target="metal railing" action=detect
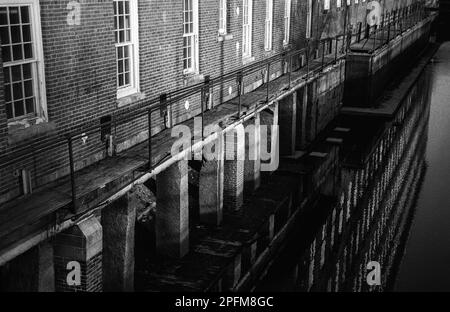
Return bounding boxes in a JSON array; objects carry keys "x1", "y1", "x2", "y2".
[
  {"x1": 349, "y1": 2, "x2": 427, "y2": 52},
  {"x1": 0, "y1": 4, "x2": 428, "y2": 213}
]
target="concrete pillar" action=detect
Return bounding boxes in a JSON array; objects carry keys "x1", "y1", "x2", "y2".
[
  {"x1": 54, "y1": 215, "x2": 103, "y2": 292},
  {"x1": 260, "y1": 102, "x2": 279, "y2": 173},
  {"x1": 102, "y1": 192, "x2": 137, "y2": 292},
  {"x1": 244, "y1": 114, "x2": 261, "y2": 195},
  {"x1": 0, "y1": 242, "x2": 54, "y2": 292},
  {"x1": 199, "y1": 136, "x2": 224, "y2": 226},
  {"x1": 224, "y1": 124, "x2": 245, "y2": 211},
  {"x1": 156, "y1": 160, "x2": 189, "y2": 259},
  {"x1": 279, "y1": 93, "x2": 296, "y2": 156}
]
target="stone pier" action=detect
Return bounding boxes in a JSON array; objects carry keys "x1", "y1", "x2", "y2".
[
  {"x1": 224, "y1": 124, "x2": 245, "y2": 212},
  {"x1": 244, "y1": 114, "x2": 261, "y2": 196},
  {"x1": 199, "y1": 135, "x2": 225, "y2": 226},
  {"x1": 53, "y1": 215, "x2": 103, "y2": 292},
  {"x1": 156, "y1": 160, "x2": 189, "y2": 258},
  {"x1": 279, "y1": 93, "x2": 297, "y2": 156},
  {"x1": 0, "y1": 242, "x2": 54, "y2": 292},
  {"x1": 102, "y1": 192, "x2": 137, "y2": 292}
]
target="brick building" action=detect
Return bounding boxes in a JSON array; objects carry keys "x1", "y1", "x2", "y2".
[
  {"x1": 0, "y1": 0, "x2": 426, "y2": 292},
  {"x1": 0, "y1": 0, "x2": 393, "y2": 205}
]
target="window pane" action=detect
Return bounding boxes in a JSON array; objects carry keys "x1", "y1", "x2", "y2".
[
  {"x1": 13, "y1": 82, "x2": 22, "y2": 100},
  {"x1": 118, "y1": 73, "x2": 124, "y2": 86},
  {"x1": 12, "y1": 44, "x2": 22, "y2": 60},
  {"x1": 9, "y1": 7, "x2": 20, "y2": 24},
  {"x1": 11, "y1": 65, "x2": 21, "y2": 82},
  {"x1": 0, "y1": 26, "x2": 10, "y2": 44},
  {"x1": 124, "y1": 45, "x2": 129, "y2": 57},
  {"x1": 119, "y1": 30, "x2": 124, "y2": 42},
  {"x1": 124, "y1": 72, "x2": 129, "y2": 85},
  {"x1": 117, "y1": 46, "x2": 123, "y2": 59},
  {"x1": 23, "y1": 63, "x2": 31, "y2": 79},
  {"x1": 24, "y1": 79, "x2": 33, "y2": 97},
  {"x1": 14, "y1": 100, "x2": 24, "y2": 116},
  {"x1": 0, "y1": 8, "x2": 7, "y2": 25},
  {"x1": 125, "y1": 1, "x2": 130, "y2": 14},
  {"x1": 1, "y1": 45, "x2": 11, "y2": 62},
  {"x1": 20, "y1": 6, "x2": 29, "y2": 23},
  {"x1": 118, "y1": 59, "x2": 124, "y2": 73},
  {"x1": 6, "y1": 103, "x2": 13, "y2": 119},
  {"x1": 119, "y1": 1, "x2": 124, "y2": 14},
  {"x1": 22, "y1": 24, "x2": 31, "y2": 42},
  {"x1": 5, "y1": 84, "x2": 11, "y2": 102},
  {"x1": 25, "y1": 98, "x2": 34, "y2": 114},
  {"x1": 24, "y1": 43, "x2": 32, "y2": 59},
  {"x1": 125, "y1": 58, "x2": 129, "y2": 72},
  {"x1": 11, "y1": 25, "x2": 21, "y2": 43}
]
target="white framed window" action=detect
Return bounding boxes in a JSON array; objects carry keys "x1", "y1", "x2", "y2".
[
  {"x1": 337, "y1": 0, "x2": 342, "y2": 8},
  {"x1": 183, "y1": 0, "x2": 199, "y2": 74},
  {"x1": 283, "y1": 0, "x2": 291, "y2": 45},
  {"x1": 347, "y1": 0, "x2": 351, "y2": 5},
  {"x1": 0, "y1": 0, "x2": 47, "y2": 122},
  {"x1": 306, "y1": 0, "x2": 312, "y2": 38},
  {"x1": 114, "y1": 0, "x2": 139, "y2": 99},
  {"x1": 218, "y1": 0, "x2": 227, "y2": 35},
  {"x1": 242, "y1": 0, "x2": 253, "y2": 59},
  {"x1": 355, "y1": 0, "x2": 359, "y2": 4},
  {"x1": 324, "y1": 0, "x2": 330, "y2": 10},
  {"x1": 264, "y1": 0, "x2": 273, "y2": 51}
]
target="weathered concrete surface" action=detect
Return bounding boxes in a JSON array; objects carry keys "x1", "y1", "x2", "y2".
[
  {"x1": 156, "y1": 160, "x2": 189, "y2": 259},
  {"x1": 199, "y1": 136, "x2": 225, "y2": 226},
  {"x1": 243, "y1": 114, "x2": 261, "y2": 195},
  {"x1": 102, "y1": 191, "x2": 137, "y2": 292},
  {"x1": 0, "y1": 242, "x2": 54, "y2": 292},
  {"x1": 223, "y1": 125, "x2": 245, "y2": 212}
]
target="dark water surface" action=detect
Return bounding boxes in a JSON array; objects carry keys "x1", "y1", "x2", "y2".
[
  {"x1": 394, "y1": 42, "x2": 450, "y2": 291},
  {"x1": 257, "y1": 42, "x2": 450, "y2": 292}
]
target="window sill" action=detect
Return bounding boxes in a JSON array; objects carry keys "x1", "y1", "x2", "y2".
[
  {"x1": 7, "y1": 118, "x2": 56, "y2": 145},
  {"x1": 117, "y1": 92, "x2": 146, "y2": 108},
  {"x1": 283, "y1": 42, "x2": 293, "y2": 50},
  {"x1": 183, "y1": 73, "x2": 204, "y2": 86},
  {"x1": 217, "y1": 34, "x2": 233, "y2": 42},
  {"x1": 242, "y1": 56, "x2": 255, "y2": 66}
]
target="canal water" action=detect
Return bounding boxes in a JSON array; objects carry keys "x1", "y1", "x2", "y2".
[{"x1": 257, "y1": 42, "x2": 450, "y2": 292}]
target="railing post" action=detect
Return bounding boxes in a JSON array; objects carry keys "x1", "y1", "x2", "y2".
[
  {"x1": 148, "y1": 108, "x2": 152, "y2": 171},
  {"x1": 68, "y1": 137, "x2": 77, "y2": 213},
  {"x1": 237, "y1": 71, "x2": 242, "y2": 117},
  {"x1": 201, "y1": 75, "x2": 210, "y2": 141},
  {"x1": 288, "y1": 53, "x2": 292, "y2": 89},
  {"x1": 266, "y1": 62, "x2": 270, "y2": 103},
  {"x1": 306, "y1": 41, "x2": 310, "y2": 81},
  {"x1": 160, "y1": 93, "x2": 169, "y2": 129}
]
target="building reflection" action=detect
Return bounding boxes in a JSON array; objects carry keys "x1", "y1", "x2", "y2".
[{"x1": 259, "y1": 68, "x2": 432, "y2": 292}]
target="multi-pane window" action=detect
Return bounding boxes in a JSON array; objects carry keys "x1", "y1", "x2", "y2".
[
  {"x1": 283, "y1": 0, "x2": 291, "y2": 45},
  {"x1": 183, "y1": 0, "x2": 198, "y2": 73},
  {"x1": 324, "y1": 0, "x2": 331, "y2": 10},
  {"x1": 0, "y1": 2, "x2": 45, "y2": 121},
  {"x1": 218, "y1": 0, "x2": 227, "y2": 35},
  {"x1": 264, "y1": 0, "x2": 273, "y2": 51},
  {"x1": 242, "y1": 0, "x2": 252, "y2": 58},
  {"x1": 337, "y1": 0, "x2": 342, "y2": 8},
  {"x1": 114, "y1": 0, "x2": 139, "y2": 99}
]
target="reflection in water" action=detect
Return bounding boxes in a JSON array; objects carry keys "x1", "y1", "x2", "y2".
[{"x1": 258, "y1": 62, "x2": 433, "y2": 292}]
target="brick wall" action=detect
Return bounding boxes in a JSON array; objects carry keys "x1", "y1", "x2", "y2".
[{"x1": 0, "y1": 0, "x2": 420, "y2": 205}]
